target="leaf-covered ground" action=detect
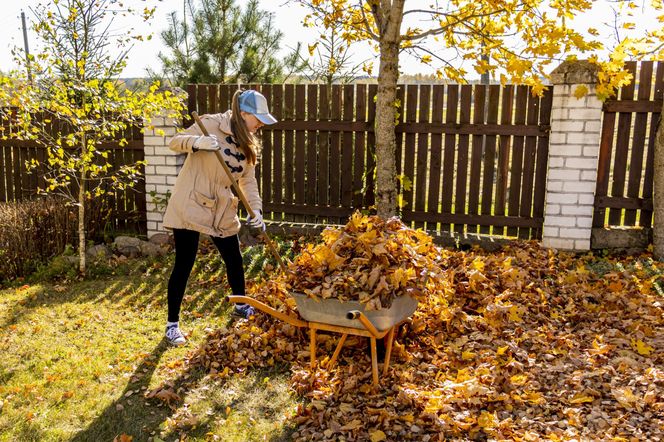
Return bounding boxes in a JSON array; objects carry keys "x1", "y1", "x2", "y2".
[
  {"x1": 1, "y1": 225, "x2": 663, "y2": 441},
  {"x1": 152, "y1": 222, "x2": 664, "y2": 441}
]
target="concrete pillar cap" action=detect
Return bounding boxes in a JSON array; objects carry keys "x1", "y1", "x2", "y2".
[{"x1": 550, "y1": 60, "x2": 599, "y2": 85}]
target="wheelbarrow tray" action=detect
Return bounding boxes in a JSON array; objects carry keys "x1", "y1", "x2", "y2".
[{"x1": 291, "y1": 292, "x2": 418, "y2": 331}]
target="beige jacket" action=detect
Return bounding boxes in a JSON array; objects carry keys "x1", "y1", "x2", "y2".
[{"x1": 162, "y1": 111, "x2": 262, "y2": 238}]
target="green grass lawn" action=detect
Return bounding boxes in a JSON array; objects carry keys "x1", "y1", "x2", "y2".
[{"x1": 0, "y1": 246, "x2": 299, "y2": 442}]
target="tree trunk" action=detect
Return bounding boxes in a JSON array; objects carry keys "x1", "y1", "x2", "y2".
[
  {"x1": 375, "y1": 41, "x2": 399, "y2": 219},
  {"x1": 653, "y1": 100, "x2": 664, "y2": 260},
  {"x1": 373, "y1": 2, "x2": 404, "y2": 219},
  {"x1": 79, "y1": 135, "x2": 87, "y2": 275}
]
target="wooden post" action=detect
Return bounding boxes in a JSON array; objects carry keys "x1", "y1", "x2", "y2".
[
  {"x1": 327, "y1": 333, "x2": 348, "y2": 369},
  {"x1": 370, "y1": 337, "x2": 379, "y2": 386}
]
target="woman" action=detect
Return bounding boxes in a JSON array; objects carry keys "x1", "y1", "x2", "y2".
[{"x1": 162, "y1": 89, "x2": 277, "y2": 346}]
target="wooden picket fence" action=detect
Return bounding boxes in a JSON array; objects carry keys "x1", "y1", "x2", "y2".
[
  {"x1": 594, "y1": 60, "x2": 664, "y2": 232},
  {"x1": 0, "y1": 113, "x2": 147, "y2": 234},
  {"x1": 187, "y1": 83, "x2": 553, "y2": 239}
]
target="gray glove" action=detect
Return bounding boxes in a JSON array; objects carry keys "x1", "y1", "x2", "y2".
[{"x1": 192, "y1": 135, "x2": 219, "y2": 152}]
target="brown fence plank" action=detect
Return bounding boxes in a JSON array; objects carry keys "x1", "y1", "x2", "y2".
[
  {"x1": 294, "y1": 85, "x2": 306, "y2": 222},
  {"x1": 494, "y1": 85, "x2": 514, "y2": 237},
  {"x1": 455, "y1": 85, "x2": 472, "y2": 235},
  {"x1": 329, "y1": 85, "x2": 342, "y2": 222},
  {"x1": 187, "y1": 84, "x2": 197, "y2": 116},
  {"x1": 306, "y1": 84, "x2": 318, "y2": 222},
  {"x1": 402, "y1": 210, "x2": 542, "y2": 228},
  {"x1": 624, "y1": 61, "x2": 653, "y2": 226},
  {"x1": 518, "y1": 88, "x2": 540, "y2": 239},
  {"x1": 603, "y1": 100, "x2": 660, "y2": 112},
  {"x1": 415, "y1": 84, "x2": 431, "y2": 229},
  {"x1": 402, "y1": 85, "x2": 418, "y2": 222},
  {"x1": 261, "y1": 120, "x2": 548, "y2": 135},
  {"x1": 353, "y1": 84, "x2": 367, "y2": 209},
  {"x1": 341, "y1": 85, "x2": 355, "y2": 215},
  {"x1": 270, "y1": 84, "x2": 284, "y2": 220},
  {"x1": 608, "y1": 61, "x2": 637, "y2": 225},
  {"x1": 428, "y1": 85, "x2": 444, "y2": 234},
  {"x1": 532, "y1": 88, "x2": 553, "y2": 239},
  {"x1": 642, "y1": 61, "x2": 664, "y2": 229},
  {"x1": 220, "y1": 85, "x2": 231, "y2": 114},
  {"x1": 593, "y1": 111, "x2": 617, "y2": 228},
  {"x1": 317, "y1": 85, "x2": 330, "y2": 221},
  {"x1": 283, "y1": 84, "x2": 295, "y2": 210},
  {"x1": 260, "y1": 84, "x2": 273, "y2": 211},
  {"x1": 507, "y1": 86, "x2": 528, "y2": 237},
  {"x1": 467, "y1": 85, "x2": 486, "y2": 234},
  {"x1": 481, "y1": 85, "x2": 500, "y2": 234},
  {"x1": 365, "y1": 84, "x2": 377, "y2": 207},
  {"x1": 208, "y1": 84, "x2": 218, "y2": 114},
  {"x1": 441, "y1": 85, "x2": 458, "y2": 233},
  {"x1": 196, "y1": 84, "x2": 208, "y2": 115}
]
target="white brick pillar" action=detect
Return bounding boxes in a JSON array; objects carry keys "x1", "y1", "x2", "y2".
[
  {"x1": 144, "y1": 114, "x2": 185, "y2": 238},
  {"x1": 542, "y1": 61, "x2": 602, "y2": 251}
]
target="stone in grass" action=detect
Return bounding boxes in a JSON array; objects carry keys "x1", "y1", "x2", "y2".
[
  {"x1": 86, "y1": 244, "x2": 111, "y2": 260},
  {"x1": 148, "y1": 233, "x2": 171, "y2": 246},
  {"x1": 115, "y1": 236, "x2": 142, "y2": 258},
  {"x1": 140, "y1": 241, "x2": 167, "y2": 257}
]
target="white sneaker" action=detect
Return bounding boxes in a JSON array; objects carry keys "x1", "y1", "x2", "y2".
[{"x1": 165, "y1": 324, "x2": 186, "y2": 346}]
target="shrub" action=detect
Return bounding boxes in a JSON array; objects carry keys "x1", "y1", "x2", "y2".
[{"x1": 0, "y1": 197, "x2": 77, "y2": 281}]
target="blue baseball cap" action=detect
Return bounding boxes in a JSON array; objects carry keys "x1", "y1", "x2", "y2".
[{"x1": 238, "y1": 90, "x2": 278, "y2": 125}]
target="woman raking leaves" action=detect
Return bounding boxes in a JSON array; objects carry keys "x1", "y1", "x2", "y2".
[{"x1": 162, "y1": 89, "x2": 277, "y2": 346}]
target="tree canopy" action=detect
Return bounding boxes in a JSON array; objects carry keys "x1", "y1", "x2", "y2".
[{"x1": 293, "y1": 0, "x2": 664, "y2": 218}]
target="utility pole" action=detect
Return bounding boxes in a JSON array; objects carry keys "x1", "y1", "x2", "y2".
[{"x1": 21, "y1": 11, "x2": 33, "y2": 84}]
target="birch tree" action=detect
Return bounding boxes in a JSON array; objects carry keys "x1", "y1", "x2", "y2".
[{"x1": 0, "y1": 0, "x2": 185, "y2": 274}]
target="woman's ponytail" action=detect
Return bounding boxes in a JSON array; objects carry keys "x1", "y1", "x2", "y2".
[{"x1": 231, "y1": 89, "x2": 258, "y2": 165}]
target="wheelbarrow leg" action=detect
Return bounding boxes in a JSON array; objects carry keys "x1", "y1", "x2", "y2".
[
  {"x1": 383, "y1": 326, "x2": 396, "y2": 376},
  {"x1": 310, "y1": 328, "x2": 317, "y2": 369},
  {"x1": 370, "y1": 337, "x2": 379, "y2": 387},
  {"x1": 327, "y1": 333, "x2": 348, "y2": 369}
]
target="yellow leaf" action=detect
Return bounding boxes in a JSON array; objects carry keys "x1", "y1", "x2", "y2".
[
  {"x1": 461, "y1": 350, "x2": 476, "y2": 360},
  {"x1": 631, "y1": 338, "x2": 654, "y2": 356},
  {"x1": 573, "y1": 85, "x2": 588, "y2": 99},
  {"x1": 497, "y1": 345, "x2": 509, "y2": 356},
  {"x1": 400, "y1": 413, "x2": 415, "y2": 423},
  {"x1": 370, "y1": 430, "x2": 387, "y2": 442},
  {"x1": 471, "y1": 257, "x2": 485, "y2": 271},
  {"x1": 510, "y1": 374, "x2": 528, "y2": 385},
  {"x1": 569, "y1": 393, "x2": 594, "y2": 404},
  {"x1": 509, "y1": 305, "x2": 523, "y2": 322},
  {"x1": 477, "y1": 411, "x2": 497, "y2": 428}
]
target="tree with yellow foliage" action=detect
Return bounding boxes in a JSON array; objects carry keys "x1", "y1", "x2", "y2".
[
  {"x1": 293, "y1": 0, "x2": 664, "y2": 225},
  {"x1": 0, "y1": 0, "x2": 185, "y2": 274}
]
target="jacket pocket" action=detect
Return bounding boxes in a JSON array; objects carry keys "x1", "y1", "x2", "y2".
[
  {"x1": 188, "y1": 190, "x2": 217, "y2": 227},
  {"x1": 216, "y1": 195, "x2": 240, "y2": 233}
]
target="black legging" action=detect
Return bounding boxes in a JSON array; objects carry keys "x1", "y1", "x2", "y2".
[{"x1": 167, "y1": 228, "x2": 245, "y2": 322}]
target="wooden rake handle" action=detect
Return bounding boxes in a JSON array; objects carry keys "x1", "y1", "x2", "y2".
[{"x1": 191, "y1": 111, "x2": 287, "y2": 273}]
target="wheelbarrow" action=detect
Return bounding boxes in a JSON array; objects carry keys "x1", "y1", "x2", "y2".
[{"x1": 226, "y1": 293, "x2": 418, "y2": 387}]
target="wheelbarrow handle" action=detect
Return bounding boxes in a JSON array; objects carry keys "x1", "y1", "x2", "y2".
[
  {"x1": 347, "y1": 310, "x2": 380, "y2": 337},
  {"x1": 226, "y1": 295, "x2": 308, "y2": 328}
]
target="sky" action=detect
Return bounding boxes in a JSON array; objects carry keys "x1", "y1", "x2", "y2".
[{"x1": 0, "y1": 0, "x2": 661, "y2": 80}]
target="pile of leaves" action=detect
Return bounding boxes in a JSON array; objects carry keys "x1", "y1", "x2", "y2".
[
  {"x1": 148, "y1": 218, "x2": 664, "y2": 441},
  {"x1": 285, "y1": 212, "x2": 446, "y2": 310}
]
